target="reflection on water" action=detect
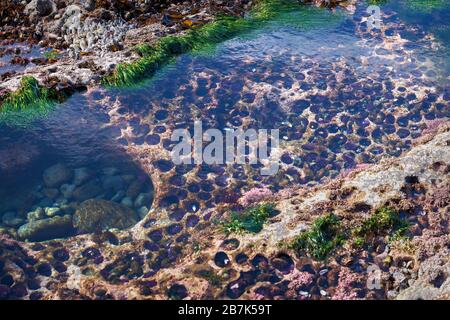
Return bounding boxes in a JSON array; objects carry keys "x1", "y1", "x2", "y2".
[{"x1": 0, "y1": 2, "x2": 448, "y2": 241}]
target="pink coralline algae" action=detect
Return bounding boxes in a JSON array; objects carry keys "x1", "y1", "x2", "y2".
[
  {"x1": 413, "y1": 120, "x2": 449, "y2": 146},
  {"x1": 421, "y1": 119, "x2": 446, "y2": 136},
  {"x1": 414, "y1": 232, "x2": 448, "y2": 260},
  {"x1": 275, "y1": 187, "x2": 299, "y2": 200},
  {"x1": 248, "y1": 291, "x2": 266, "y2": 300},
  {"x1": 331, "y1": 268, "x2": 362, "y2": 300},
  {"x1": 288, "y1": 270, "x2": 315, "y2": 291},
  {"x1": 339, "y1": 163, "x2": 371, "y2": 180},
  {"x1": 429, "y1": 186, "x2": 450, "y2": 208},
  {"x1": 239, "y1": 187, "x2": 274, "y2": 207}
]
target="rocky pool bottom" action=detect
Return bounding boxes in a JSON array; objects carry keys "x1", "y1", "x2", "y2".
[
  {"x1": 0, "y1": 123, "x2": 448, "y2": 300},
  {"x1": 0, "y1": 161, "x2": 154, "y2": 242}
]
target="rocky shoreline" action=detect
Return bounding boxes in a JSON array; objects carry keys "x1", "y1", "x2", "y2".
[
  {"x1": 0, "y1": 0, "x2": 448, "y2": 302},
  {"x1": 0, "y1": 0, "x2": 354, "y2": 111},
  {"x1": 0, "y1": 122, "x2": 448, "y2": 300}
]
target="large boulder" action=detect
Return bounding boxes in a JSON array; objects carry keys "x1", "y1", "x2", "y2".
[
  {"x1": 25, "y1": 0, "x2": 56, "y2": 17},
  {"x1": 43, "y1": 163, "x2": 73, "y2": 188},
  {"x1": 73, "y1": 167, "x2": 94, "y2": 186},
  {"x1": 18, "y1": 215, "x2": 75, "y2": 242},
  {"x1": 73, "y1": 199, "x2": 140, "y2": 234}
]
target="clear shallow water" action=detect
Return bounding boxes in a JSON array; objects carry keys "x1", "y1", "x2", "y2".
[
  {"x1": 0, "y1": 44, "x2": 47, "y2": 75},
  {"x1": 0, "y1": 2, "x2": 448, "y2": 240}
]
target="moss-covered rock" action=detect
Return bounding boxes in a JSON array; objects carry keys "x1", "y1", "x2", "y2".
[
  {"x1": 17, "y1": 215, "x2": 75, "y2": 242},
  {"x1": 73, "y1": 199, "x2": 140, "y2": 234}
]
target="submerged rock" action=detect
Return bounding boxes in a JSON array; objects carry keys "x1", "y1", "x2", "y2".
[
  {"x1": 73, "y1": 167, "x2": 94, "y2": 186},
  {"x1": 102, "y1": 175, "x2": 124, "y2": 192},
  {"x1": 43, "y1": 164, "x2": 73, "y2": 188},
  {"x1": 44, "y1": 207, "x2": 61, "y2": 217},
  {"x1": 137, "y1": 206, "x2": 149, "y2": 219},
  {"x1": 72, "y1": 180, "x2": 102, "y2": 202},
  {"x1": 1, "y1": 212, "x2": 24, "y2": 228},
  {"x1": 134, "y1": 192, "x2": 153, "y2": 208},
  {"x1": 18, "y1": 215, "x2": 74, "y2": 242},
  {"x1": 27, "y1": 207, "x2": 45, "y2": 221},
  {"x1": 73, "y1": 199, "x2": 140, "y2": 234},
  {"x1": 121, "y1": 197, "x2": 133, "y2": 208},
  {"x1": 60, "y1": 184, "x2": 76, "y2": 199}
]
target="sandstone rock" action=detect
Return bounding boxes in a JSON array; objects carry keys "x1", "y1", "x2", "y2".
[
  {"x1": 121, "y1": 174, "x2": 135, "y2": 183},
  {"x1": 63, "y1": 4, "x2": 83, "y2": 20},
  {"x1": 18, "y1": 215, "x2": 74, "y2": 242},
  {"x1": 59, "y1": 203, "x2": 76, "y2": 216},
  {"x1": 126, "y1": 180, "x2": 143, "y2": 198},
  {"x1": 103, "y1": 167, "x2": 119, "y2": 176},
  {"x1": 43, "y1": 188, "x2": 59, "y2": 200},
  {"x1": 73, "y1": 199, "x2": 140, "y2": 234},
  {"x1": 111, "y1": 190, "x2": 125, "y2": 202},
  {"x1": 48, "y1": 5, "x2": 82, "y2": 35},
  {"x1": 43, "y1": 163, "x2": 73, "y2": 188}
]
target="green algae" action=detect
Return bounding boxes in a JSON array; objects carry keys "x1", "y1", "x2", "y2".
[
  {"x1": 104, "y1": 0, "x2": 344, "y2": 87},
  {"x1": 220, "y1": 203, "x2": 275, "y2": 235},
  {"x1": 353, "y1": 207, "x2": 410, "y2": 240},
  {"x1": 43, "y1": 49, "x2": 59, "y2": 61},
  {"x1": 1, "y1": 77, "x2": 56, "y2": 111},
  {"x1": 196, "y1": 269, "x2": 225, "y2": 287},
  {"x1": 103, "y1": 15, "x2": 254, "y2": 87},
  {"x1": 289, "y1": 214, "x2": 344, "y2": 261},
  {"x1": 288, "y1": 207, "x2": 411, "y2": 260},
  {"x1": 0, "y1": 76, "x2": 59, "y2": 126}
]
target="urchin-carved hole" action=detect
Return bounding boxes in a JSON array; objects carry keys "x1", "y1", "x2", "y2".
[
  {"x1": 432, "y1": 161, "x2": 444, "y2": 171},
  {"x1": 405, "y1": 175, "x2": 419, "y2": 184},
  {"x1": 349, "y1": 202, "x2": 372, "y2": 213},
  {"x1": 431, "y1": 271, "x2": 446, "y2": 288}
]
